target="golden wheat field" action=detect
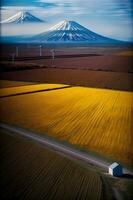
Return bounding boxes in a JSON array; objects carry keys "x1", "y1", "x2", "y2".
[
  {"x1": 0, "y1": 83, "x2": 69, "y2": 97},
  {"x1": 0, "y1": 84, "x2": 132, "y2": 165}
]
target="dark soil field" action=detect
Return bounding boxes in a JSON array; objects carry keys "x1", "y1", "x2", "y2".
[
  {"x1": 9, "y1": 55, "x2": 131, "y2": 72},
  {"x1": 50, "y1": 55, "x2": 133, "y2": 73},
  {"x1": 0, "y1": 129, "x2": 105, "y2": 200},
  {"x1": 0, "y1": 44, "x2": 132, "y2": 91},
  {"x1": 1, "y1": 128, "x2": 132, "y2": 200},
  {"x1": 1, "y1": 68, "x2": 133, "y2": 91},
  {"x1": 1, "y1": 44, "x2": 132, "y2": 72},
  {"x1": 0, "y1": 43, "x2": 132, "y2": 57}
]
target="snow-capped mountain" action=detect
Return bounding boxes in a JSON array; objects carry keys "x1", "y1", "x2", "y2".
[
  {"x1": 1, "y1": 11, "x2": 44, "y2": 24},
  {"x1": 32, "y1": 20, "x2": 118, "y2": 43}
]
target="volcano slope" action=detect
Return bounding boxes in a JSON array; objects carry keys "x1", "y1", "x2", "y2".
[
  {"x1": 31, "y1": 20, "x2": 118, "y2": 43},
  {"x1": 1, "y1": 11, "x2": 44, "y2": 24}
]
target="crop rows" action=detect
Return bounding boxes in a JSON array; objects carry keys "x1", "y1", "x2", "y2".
[
  {"x1": 0, "y1": 130, "x2": 103, "y2": 200},
  {"x1": 0, "y1": 86, "x2": 132, "y2": 165},
  {"x1": 0, "y1": 83, "x2": 68, "y2": 97}
]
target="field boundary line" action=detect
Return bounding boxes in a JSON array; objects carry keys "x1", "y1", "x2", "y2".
[
  {"x1": 0, "y1": 123, "x2": 132, "y2": 176},
  {"x1": 0, "y1": 85, "x2": 72, "y2": 98},
  {"x1": 0, "y1": 122, "x2": 109, "y2": 170}
]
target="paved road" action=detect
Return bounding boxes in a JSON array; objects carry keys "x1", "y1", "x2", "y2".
[{"x1": 0, "y1": 123, "x2": 132, "y2": 175}]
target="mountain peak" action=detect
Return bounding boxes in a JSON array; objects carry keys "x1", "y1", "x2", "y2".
[
  {"x1": 49, "y1": 20, "x2": 88, "y2": 31},
  {"x1": 32, "y1": 20, "x2": 118, "y2": 43},
  {"x1": 19, "y1": 11, "x2": 30, "y2": 16},
  {"x1": 1, "y1": 11, "x2": 44, "y2": 24}
]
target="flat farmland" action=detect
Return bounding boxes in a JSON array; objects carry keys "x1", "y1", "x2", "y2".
[
  {"x1": 23, "y1": 55, "x2": 133, "y2": 73},
  {"x1": 1, "y1": 45, "x2": 133, "y2": 92},
  {"x1": 1, "y1": 55, "x2": 133, "y2": 73},
  {"x1": 0, "y1": 85, "x2": 132, "y2": 165},
  {"x1": 1, "y1": 68, "x2": 133, "y2": 91},
  {"x1": 0, "y1": 129, "x2": 104, "y2": 200},
  {"x1": 0, "y1": 80, "x2": 34, "y2": 88},
  {"x1": 1, "y1": 44, "x2": 132, "y2": 73},
  {"x1": 0, "y1": 43, "x2": 132, "y2": 57},
  {"x1": 0, "y1": 83, "x2": 69, "y2": 97}
]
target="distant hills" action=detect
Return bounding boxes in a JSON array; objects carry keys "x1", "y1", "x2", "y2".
[
  {"x1": 1, "y1": 11, "x2": 44, "y2": 24},
  {"x1": 31, "y1": 20, "x2": 120, "y2": 43},
  {"x1": 0, "y1": 17, "x2": 127, "y2": 44}
]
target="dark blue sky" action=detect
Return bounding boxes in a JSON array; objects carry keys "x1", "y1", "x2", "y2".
[{"x1": 1, "y1": 0, "x2": 56, "y2": 7}]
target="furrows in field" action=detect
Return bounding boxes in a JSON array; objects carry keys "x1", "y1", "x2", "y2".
[
  {"x1": 0, "y1": 86, "x2": 132, "y2": 165},
  {"x1": 1, "y1": 131, "x2": 103, "y2": 200}
]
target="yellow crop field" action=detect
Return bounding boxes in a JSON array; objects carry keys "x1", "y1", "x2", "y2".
[
  {"x1": 0, "y1": 86, "x2": 132, "y2": 165},
  {"x1": 0, "y1": 80, "x2": 33, "y2": 88},
  {"x1": 0, "y1": 83, "x2": 69, "y2": 97}
]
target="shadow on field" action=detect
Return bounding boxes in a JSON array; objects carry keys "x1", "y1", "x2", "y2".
[{"x1": 122, "y1": 174, "x2": 133, "y2": 179}]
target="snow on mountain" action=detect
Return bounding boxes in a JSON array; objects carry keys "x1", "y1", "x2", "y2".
[
  {"x1": 32, "y1": 20, "x2": 117, "y2": 43},
  {"x1": 1, "y1": 11, "x2": 44, "y2": 24},
  {"x1": 49, "y1": 20, "x2": 90, "y2": 31}
]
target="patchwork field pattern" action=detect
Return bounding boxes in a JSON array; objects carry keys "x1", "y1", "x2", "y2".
[
  {"x1": 0, "y1": 84, "x2": 132, "y2": 165},
  {"x1": 0, "y1": 83, "x2": 69, "y2": 97},
  {"x1": 1, "y1": 130, "x2": 103, "y2": 200}
]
